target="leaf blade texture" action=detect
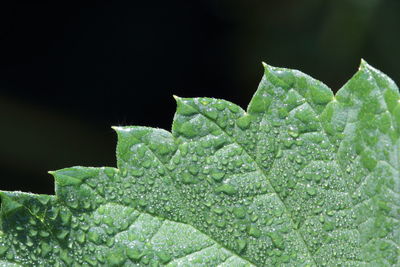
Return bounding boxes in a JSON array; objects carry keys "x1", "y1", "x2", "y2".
[{"x1": 1, "y1": 61, "x2": 399, "y2": 266}]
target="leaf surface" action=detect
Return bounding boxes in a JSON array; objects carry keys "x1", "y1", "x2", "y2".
[{"x1": 1, "y1": 61, "x2": 399, "y2": 266}]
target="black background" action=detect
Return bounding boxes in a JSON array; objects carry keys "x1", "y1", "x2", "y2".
[{"x1": 1, "y1": 0, "x2": 399, "y2": 195}]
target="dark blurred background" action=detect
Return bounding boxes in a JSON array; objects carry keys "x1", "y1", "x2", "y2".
[{"x1": 1, "y1": 0, "x2": 399, "y2": 195}]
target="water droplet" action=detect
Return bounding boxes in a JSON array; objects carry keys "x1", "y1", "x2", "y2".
[
  {"x1": 215, "y1": 102, "x2": 225, "y2": 111},
  {"x1": 211, "y1": 170, "x2": 225, "y2": 182},
  {"x1": 236, "y1": 115, "x2": 251, "y2": 130},
  {"x1": 226, "y1": 103, "x2": 239, "y2": 113},
  {"x1": 157, "y1": 167, "x2": 165, "y2": 176},
  {"x1": 306, "y1": 187, "x2": 316, "y2": 196},
  {"x1": 248, "y1": 225, "x2": 261, "y2": 238},
  {"x1": 212, "y1": 207, "x2": 224, "y2": 215},
  {"x1": 88, "y1": 230, "x2": 101, "y2": 244},
  {"x1": 276, "y1": 148, "x2": 283, "y2": 158},
  {"x1": 127, "y1": 247, "x2": 143, "y2": 262},
  {"x1": 273, "y1": 208, "x2": 284, "y2": 217},
  {"x1": 156, "y1": 251, "x2": 172, "y2": 264},
  {"x1": 288, "y1": 129, "x2": 299, "y2": 138},
  {"x1": 215, "y1": 184, "x2": 237, "y2": 196},
  {"x1": 284, "y1": 139, "x2": 294, "y2": 148},
  {"x1": 205, "y1": 109, "x2": 218, "y2": 120},
  {"x1": 106, "y1": 237, "x2": 115, "y2": 247},
  {"x1": 188, "y1": 165, "x2": 199, "y2": 175},
  {"x1": 215, "y1": 219, "x2": 226, "y2": 228},
  {"x1": 204, "y1": 201, "x2": 213, "y2": 208},
  {"x1": 179, "y1": 121, "x2": 200, "y2": 139},
  {"x1": 314, "y1": 174, "x2": 322, "y2": 183},
  {"x1": 138, "y1": 199, "x2": 147, "y2": 208},
  {"x1": 131, "y1": 169, "x2": 144, "y2": 177},
  {"x1": 106, "y1": 248, "x2": 126, "y2": 266},
  {"x1": 39, "y1": 230, "x2": 50, "y2": 238},
  {"x1": 269, "y1": 232, "x2": 284, "y2": 250},
  {"x1": 322, "y1": 221, "x2": 334, "y2": 231},
  {"x1": 28, "y1": 229, "x2": 38, "y2": 237},
  {"x1": 233, "y1": 207, "x2": 246, "y2": 219},
  {"x1": 251, "y1": 215, "x2": 259, "y2": 222},
  {"x1": 345, "y1": 166, "x2": 351, "y2": 173},
  {"x1": 236, "y1": 239, "x2": 247, "y2": 253},
  {"x1": 295, "y1": 156, "x2": 303, "y2": 164},
  {"x1": 142, "y1": 160, "x2": 152, "y2": 169},
  {"x1": 60, "y1": 249, "x2": 73, "y2": 265},
  {"x1": 182, "y1": 172, "x2": 196, "y2": 184},
  {"x1": 56, "y1": 229, "x2": 69, "y2": 240},
  {"x1": 313, "y1": 207, "x2": 323, "y2": 215}
]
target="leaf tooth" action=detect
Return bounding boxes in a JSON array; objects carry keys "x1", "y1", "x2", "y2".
[
  {"x1": 111, "y1": 125, "x2": 131, "y2": 132},
  {"x1": 359, "y1": 58, "x2": 369, "y2": 70},
  {"x1": 173, "y1": 94, "x2": 181, "y2": 101},
  {"x1": 0, "y1": 192, "x2": 23, "y2": 216},
  {"x1": 50, "y1": 167, "x2": 99, "y2": 187}
]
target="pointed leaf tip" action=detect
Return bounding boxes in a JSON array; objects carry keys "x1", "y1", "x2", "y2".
[
  {"x1": 112, "y1": 126, "x2": 133, "y2": 134},
  {"x1": 52, "y1": 167, "x2": 97, "y2": 187},
  {"x1": 111, "y1": 126, "x2": 122, "y2": 131},
  {"x1": 359, "y1": 58, "x2": 370, "y2": 70},
  {"x1": 262, "y1": 62, "x2": 273, "y2": 72},
  {"x1": 173, "y1": 95, "x2": 184, "y2": 105},
  {"x1": 174, "y1": 96, "x2": 198, "y2": 116}
]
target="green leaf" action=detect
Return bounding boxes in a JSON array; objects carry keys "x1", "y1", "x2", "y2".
[{"x1": 1, "y1": 60, "x2": 399, "y2": 266}]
